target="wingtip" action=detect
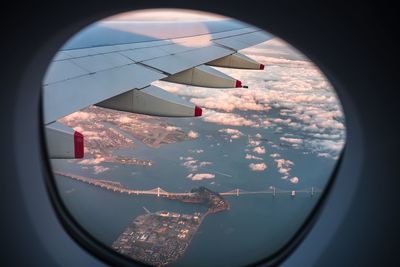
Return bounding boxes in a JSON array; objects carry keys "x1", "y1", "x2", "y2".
[
  {"x1": 74, "y1": 131, "x2": 84, "y2": 158},
  {"x1": 194, "y1": 106, "x2": 203, "y2": 117},
  {"x1": 236, "y1": 80, "x2": 242, "y2": 88},
  {"x1": 259, "y1": 64, "x2": 265, "y2": 70}
]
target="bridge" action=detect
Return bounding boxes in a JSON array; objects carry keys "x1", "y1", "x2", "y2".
[{"x1": 54, "y1": 171, "x2": 322, "y2": 197}]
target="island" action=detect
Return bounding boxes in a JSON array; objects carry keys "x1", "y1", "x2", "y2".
[{"x1": 111, "y1": 187, "x2": 229, "y2": 266}]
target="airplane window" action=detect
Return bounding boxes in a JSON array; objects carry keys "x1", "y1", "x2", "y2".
[{"x1": 42, "y1": 9, "x2": 346, "y2": 267}]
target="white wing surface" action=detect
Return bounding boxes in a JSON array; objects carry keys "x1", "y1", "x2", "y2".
[{"x1": 43, "y1": 19, "x2": 271, "y2": 158}]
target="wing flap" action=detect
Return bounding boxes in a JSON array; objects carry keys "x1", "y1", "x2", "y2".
[
  {"x1": 96, "y1": 85, "x2": 202, "y2": 117},
  {"x1": 163, "y1": 65, "x2": 242, "y2": 88}
]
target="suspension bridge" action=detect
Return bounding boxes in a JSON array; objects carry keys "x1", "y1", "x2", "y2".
[{"x1": 54, "y1": 171, "x2": 322, "y2": 198}]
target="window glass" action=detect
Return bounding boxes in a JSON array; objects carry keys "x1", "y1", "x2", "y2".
[{"x1": 43, "y1": 9, "x2": 345, "y2": 267}]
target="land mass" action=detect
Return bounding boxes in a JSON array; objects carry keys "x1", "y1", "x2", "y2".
[
  {"x1": 60, "y1": 106, "x2": 191, "y2": 160},
  {"x1": 112, "y1": 187, "x2": 229, "y2": 266}
]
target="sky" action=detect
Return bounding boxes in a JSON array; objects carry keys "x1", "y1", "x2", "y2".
[{"x1": 106, "y1": 9, "x2": 227, "y2": 22}]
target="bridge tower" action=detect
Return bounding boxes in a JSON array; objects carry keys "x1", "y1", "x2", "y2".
[
  {"x1": 311, "y1": 187, "x2": 314, "y2": 197},
  {"x1": 236, "y1": 188, "x2": 239, "y2": 196},
  {"x1": 273, "y1": 187, "x2": 276, "y2": 198},
  {"x1": 157, "y1": 187, "x2": 160, "y2": 197}
]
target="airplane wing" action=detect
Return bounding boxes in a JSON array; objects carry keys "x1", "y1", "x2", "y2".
[{"x1": 43, "y1": 19, "x2": 272, "y2": 158}]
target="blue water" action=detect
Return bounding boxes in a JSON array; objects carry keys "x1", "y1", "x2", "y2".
[{"x1": 51, "y1": 110, "x2": 337, "y2": 266}]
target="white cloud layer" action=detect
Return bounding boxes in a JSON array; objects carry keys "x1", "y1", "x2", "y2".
[
  {"x1": 202, "y1": 110, "x2": 256, "y2": 127},
  {"x1": 180, "y1": 156, "x2": 212, "y2": 172},
  {"x1": 245, "y1": 154, "x2": 263, "y2": 160},
  {"x1": 280, "y1": 137, "x2": 303, "y2": 144},
  {"x1": 188, "y1": 130, "x2": 199, "y2": 139},
  {"x1": 188, "y1": 173, "x2": 215, "y2": 180},
  {"x1": 249, "y1": 163, "x2": 267, "y2": 171},
  {"x1": 154, "y1": 38, "x2": 345, "y2": 158},
  {"x1": 78, "y1": 157, "x2": 105, "y2": 165},
  {"x1": 93, "y1": 165, "x2": 110, "y2": 174},
  {"x1": 253, "y1": 146, "x2": 266, "y2": 154},
  {"x1": 218, "y1": 128, "x2": 244, "y2": 139}
]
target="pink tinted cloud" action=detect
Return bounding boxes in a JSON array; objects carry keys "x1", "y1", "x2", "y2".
[
  {"x1": 249, "y1": 163, "x2": 267, "y2": 171},
  {"x1": 188, "y1": 173, "x2": 215, "y2": 180},
  {"x1": 203, "y1": 110, "x2": 256, "y2": 127},
  {"x1": 253, "y1": 146, "x2": 266, "y2": 154}
]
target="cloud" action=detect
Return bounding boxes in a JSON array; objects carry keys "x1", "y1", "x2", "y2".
[
  {"x1": 253, "y1": 146, "x2": 266, "y2": 154},
  {"x1": 219, "y1": 128, "x2": 244, "y2": 135},
  {"x1": 78, "y1": 157, "x2": 105, "y2": 165},
  {"x1": 245, "y1": 154, "x2": 263, "y2": 160},
  {"x1": 270, "y1": 153, "x2": 281, "y2": 158},
  {"x1": 62, "y1": 111, "x2": 96, "y2": 122},
  {"x1": 93, "y1": 165, "x2": 110, "y2": 174},
  {"x1": 249, "y1": 163, "x2": 267, "y2": 171},
  {"x1": 141, "y1": 37, "x2": 346, "y2": 158},
  {"x1": 248, "y1": 137, "x2": 261, "y2": 147},
  {"x1": 219, "y1": 128, "x2": 244, "y2": 140},
  {"x1": 182, "y1": 160, "x2": 198, "y2": 172},
  {"x1": 166, "y1": 125, "x2": 181, "y2": 131},
  {"x1": 317, "y1": 152, "x2": 333, "y2": 158},
  {"x1": 188, "y1": 130, "x2": 199, "y2": 139},
  {"x1": 179, "y1": 156, "x2": 194, "y2": 161},
  {"x1": 275, "y1": 158, "x2": 294, "y2": 168},
  {"x1": 272, "y1": 118, "x2": 292, "y2": 124},
  {"x1": 290, "y1": 176, "x2": 299, "y2": 184},
  {"x1": 274, "y1": 158, "x2": 294, "y2": 177},
  {"x1": 180, "y1": 156, "x2": 212, "y2": 172},
  {"x1": 188, "y1": 173, "x2": 215, "y2": 180},
  {"x1": 199, "y1": 161, "x2": 213, "y2": 167},
  {"x1": 202, "y1": 110, "x2": 257, "y2": 127},
  {"x1": 280, "y1": 137, "x2": 303, "y2": 144},
  {"x1": 307, "y1": 139, "x2": 345, "y2": 153},
  {"x1": 278, "y1": 167, "x2": 290, "y2": 175},
  {"x1": 188, "y1": 149, "x2": 204, "y2": 154},
  {"x1": 116, "y1": 116, "x2": 134, "y2": 124},
  {"x1": 190, "y1": 94, "x2": 268, "y2": 112}
]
